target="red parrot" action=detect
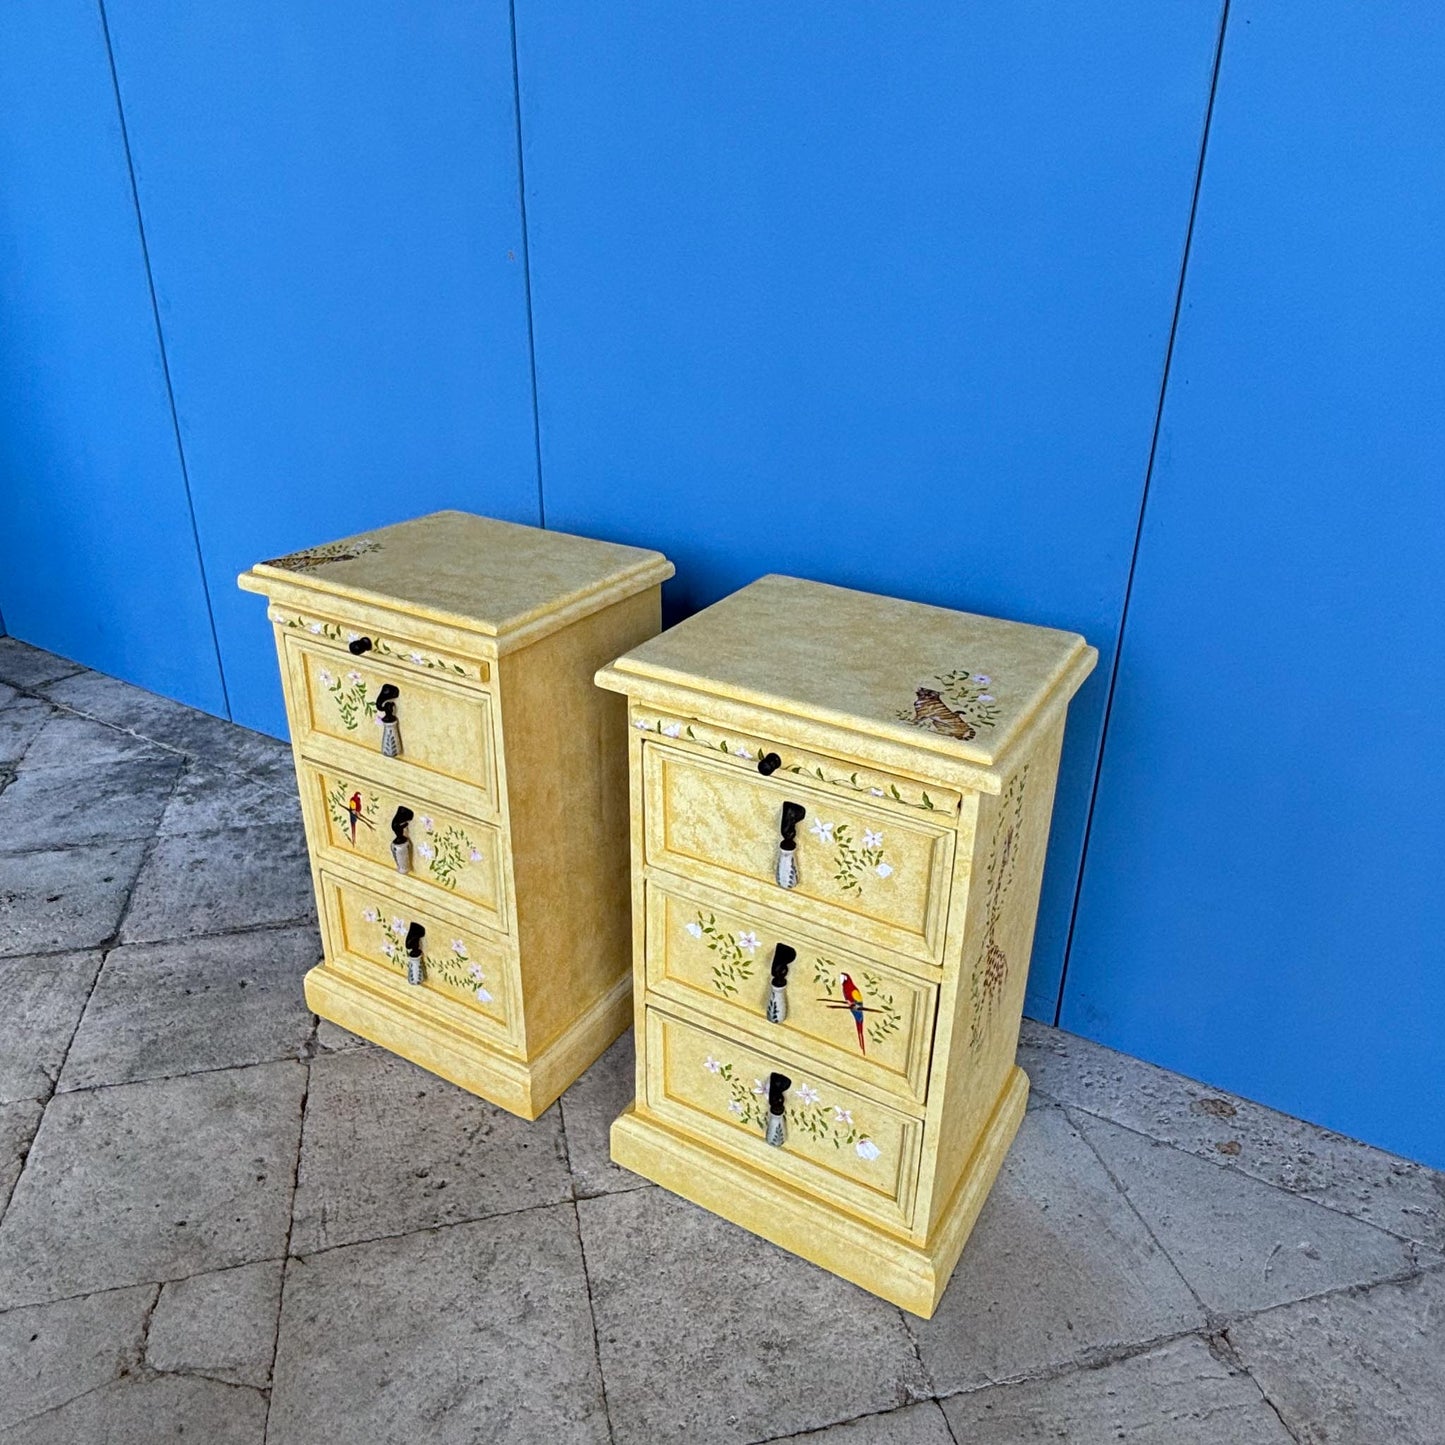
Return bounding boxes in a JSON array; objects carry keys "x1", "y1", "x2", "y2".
[
  {"x1": 345, "y1": 790, "x2": 375, "y2": 844},
  {"x1": 839, "y1": 973, "x2": 867, "y2": 1055}
]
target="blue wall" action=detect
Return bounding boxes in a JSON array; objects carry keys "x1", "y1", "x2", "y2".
[{"x1": 1, "y1": 3, "x2": 1439, "y2": 1166}]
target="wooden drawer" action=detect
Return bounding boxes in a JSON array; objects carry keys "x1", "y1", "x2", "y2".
[
  {"x1": 301, "y1": 762, "x2": 507, "y2": 933},
  {"x1": 318, "y1": 868, "x2": 519, "y2": 1051},
  {"x1": 642, "y1": 743, "x2": 955, "y2": 964},
  {"x1": 645, "y1": 878, "x2": 936, "y2": 1108},
  {"x1": 645, "y1": 1006, "x2": 922, "y2": 1233},
  {"x1": 285, "y1": 635, "x2": 498, "y2": 815}
]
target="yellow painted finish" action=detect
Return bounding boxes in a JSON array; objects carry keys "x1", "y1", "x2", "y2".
[
  {"x1": 598, "y1": 574, "x2": 1095, "y2": 1315},
  {"x1": 239, "y1": 510, "x2": 673, "y2": 1119}
]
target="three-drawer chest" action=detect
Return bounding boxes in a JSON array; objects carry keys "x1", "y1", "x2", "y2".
[
  {"x1": 596, "y1": 574, "x2": 1095, "y2": 1316},
  {"x1": 239, "y1": 511, "x2": 674, "y2": 1119}
]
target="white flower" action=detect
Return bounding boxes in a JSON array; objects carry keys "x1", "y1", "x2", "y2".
[
  {"x1": 391, "y1": 917, "x2": 405, "y2": 933},
  {"x1": 417, "y1": 843, "x2": 434, "y2": 861},
  {"x1": 421, "y1": 816, "x2": 434, "y2": 832},
  {"x1": 734, "y1": 746, "x2": 751, "y2": 758},
  {"x1": 810, "y1": 820, "x2": 835, "y2": 843},
  {"x1": 978, "y1": 694, "x2": 995, "y2": 704},
  {"x1": 409, "y1": 651, "x2": 426, "y2": 664},
  {"x1": 685, "y1": 921, "x2": 703, "y2": 939},
  {"x1": 318, "y1": 668, "x2": 335, "y2": 687},
  {"x1": 703, "y1": 1056, "x2": 722, "y2": 1073},
  {"x1": 862, "y1": 829, "x2": 883, "y2": 849},
  {"x1": 974, "y1": 674, "x2": 991, "y2": 685},
  {"x1": 727, "y1": 1100, "x2": 743, "y2": 1115},
  {"x1": 346, "y1": 670, "x2": 362, "y2": 684},
  {"x1": 875, "y1": 862, "x2": 894, "y2": 878},
  {"x1": 833, "y1": 1106, "x2": 853, "y2": 1124},
  {"x1": 467, "y1": 962, "x2": 483, "y2": 981},
  {"x1": 450, "y1": 938, "x2": 468, "y2": 958},
  {"x1": 856, "y1": 1139, "x2": 881, "y2": 1161},
  {"x1": 662, "y1": 722, "x2": 682, "y2": 738},
  {"x1": 633, "y1": 719, "x2": 649, "y2": 730},
  {"x1": 474, "y1": 986, "x2": 493, "y2": 1004},
  {"x1": 346, "y1": 632, "x2": 361, "y2": 643},
  {"x1": 381, "y1": 940, "x2": 396, "y2": 958},
  {"x1": 468, "y1": 847, "x2": 483, "y2": 863},
  {"x1": 307, "y1": 622, "x2": 323, "y2": 634},
  {"x1": 362, "y1": 907, "x2": 378, "y2": 923},
  {"x1": 736, "y1": 931, "x2": 760, "y2": 953},
  {"x1": 797, "y1": 1084, "x2": 820, "y2": 1106},
  {"x1": 869, "y1": 787, "x2": 884, "y2": 797},
  {"x1": 752, "y1": 1078, "x2": 767, "y2": 1097}
]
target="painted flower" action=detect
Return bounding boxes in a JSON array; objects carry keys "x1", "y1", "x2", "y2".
[
  {"x1": 450, "y1": 938, "x2": 468, "y2": 958},
  {"x1": 362, "y1": 907, "x2": 378, "y2": 923},
  {"x1": 467, "y1": 962, "x2": 483, "y2": 981},
  {"x1": 737, "y1": 930, "x2": 760, "y2": 953},
  {"x1": 634, "y1": 718, "x2": 649, "y2": 730},
  {"x1": 468, "y1": 847, "x2": 484, "y2": 863},
  {"x1": 734, "y1": 746, "x2": 751, "y2": 758},
  {"x1": 862, "y1": 829, "x2": 884, "y2": 849},
  {"x1": 833, "y1": 1107, "x2": 853, "y2": 1125},
  {"x1": 307, "y1": 622, "x2": 323, "y2": 634},
  {"x1": 408, "y1": 650, "x2": 426, "y2": 664},
  {"x1": 318, "y1": 668, "x2": 335, "y2": 687},
  {"x1": 974, "y1": 674, "x2": 991, "y2": 685},
  {"x1": 381, "y1": 940, "x2": 396, "y2": 958},
  {"x1": 876, "y1": 862, "x2": 894, "y2": 878},
  {"x1": 728, "y1": 1100, "x2": 743, "y2": 1115},
  {"x1": 810, "y1": 819, "x2": 835, "y2": 843},
  {"x1": 685, "y1": 921, "x2": 703, "y2": 939},
  {"x1": 475, "y1": 986, "x2": 493, "y2": 1004},
  {"x1": 662, "y1": 722, "x2": 682, "y2": 738},
  {"x1": 346, "y1": 632, "x2": 361, "y2": 643},
  {"x1": 421, "y1": 816, "x2": 434, "y2": 832},
  {"x1": 703, "y1": 1056, "x2": 722, "y2": 1074},
  {"x1": 869, "y1": 787, "x2": 884, "y2": 797},
  {"x1": 417, "y1": 843, "x2": 435, "y2": 861},
  {"x1": 346, "y1": 670, "x2": 362, "y2": 684},
  {"x1": 856, "y1": 1139, "x2": 881, "y2": 1161},
  {"x1": 391, "y1": 917, "x2": 405, "y2": 933},
  {"x1": 752, "y1": 1078, "x2": 767, "y2": 1097},
  {"x1": 796, "y1": 1084, "x2": 820, "y2": 1106},
  {"x1": 978, "y1": 694, "x2": 995, "y2": 704}
]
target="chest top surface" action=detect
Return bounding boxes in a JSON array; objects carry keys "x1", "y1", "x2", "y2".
[
  {"x1": 598, "y1": 574, "x2": 1095, "y2": 769},
  {"x1": 238, "y1": 510, "x2": 673, "y2": 643}
]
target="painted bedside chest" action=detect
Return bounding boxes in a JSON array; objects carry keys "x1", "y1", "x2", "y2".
[
  {"x1": 596, "y1": 575, "x2": 1095, "y2": 1316},
  {"x1": 238, "y1": 511, "x2": 674, "y2": 1119}
]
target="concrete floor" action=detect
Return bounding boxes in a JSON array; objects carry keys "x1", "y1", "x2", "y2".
[{"x1": 0, "y1": 634, "x2": 1440, "y2": 1445}]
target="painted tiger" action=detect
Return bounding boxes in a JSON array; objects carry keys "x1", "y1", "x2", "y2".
[{"x1": 908, "y1": 687, "x2": 976, "y2": 741}]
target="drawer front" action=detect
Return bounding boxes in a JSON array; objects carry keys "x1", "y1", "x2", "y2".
[
  {"x1": 643, "y1": 744, "x2": 954, "y2": 964},
  {"x1": 645, "y1": 880, "x2": 936, "y2": 1107},
  {"x1": 303, "y1": 763, "x2": 506, "y2": 930},
  {"x1": 319, "y1": 869, "x2": 519, "y2": 1049},
  {"x1": 286, "y1": 637, "x2": 497, "y2": 813},
  {"x1": 276, "y1": 609, "x2": 488, "y2": 683},
  {"x1": 645, "y1": 1007, "x2": 921, "y2": 1232}
]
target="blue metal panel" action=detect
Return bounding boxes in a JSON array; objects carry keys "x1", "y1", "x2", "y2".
[
  {"x1": 514, "y1": 1, "x2": 1224, "y2": 1015},
  {"x1": 1065, "y1": 5, "x2": 1445, "y2": 1166},
  {"x1": 0, "y1": 0, "x2": 226, "y2": 713},
  {"x1": 101, "y1": 0, "x2": 540, "y2": 737}
]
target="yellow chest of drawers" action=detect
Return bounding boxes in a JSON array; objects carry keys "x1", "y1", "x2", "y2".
[
  {"x1": 596, "y1": 574, "x2": 1095, "y2": 1316},
  {"x1": 239, "y1": 510, "x2": 673, "y2": 1119}
]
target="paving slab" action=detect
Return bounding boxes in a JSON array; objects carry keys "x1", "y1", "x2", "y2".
[
  {"x1": 290, "y1": 1047, "x2": 572, "y2": 1255},
  {"x1": 579, "y1": 1186, "x2": 927, "y2": 1445},
  {"x1": 0, "y1": 1061, "x2": 304, "y2": 1307},
  {"x1": 762, "y1": 1401, "x2": 956, "y2": 1444},
  {"x1": 0, "y1": 752, "x2": 183, "y2": 852},
  {"x1": 5, "y1": 1371, "x2": 267, "y2": 1444},
  {"x1": 1019, "y1": 1020, "x2": 1445, "y2": 1251},
  {"x1": 313, "y1": 1017, "x2": 373, "y2": 1053},
  {"x1": 910, "y1": 1104, "x2": 1205, "y2": 1394},
  {"x1": 146, "y1": 1257, "x2": 283, "y2": 1389},
  {"x1": 940, "y1": 1334, "x2": 1296, "y2": 1443},
  {"x1": 0, "y1": 639, "x2": 84, "y2": 689},
  {"x1": 560, "y1": 1028, "x2": 649, "y2": 1199},
  {"x1": 0, "y1": 1099, "x2": 42, "y2": 1216},
  {"x1": 1228, "y1": 1269, "x2": 1445, "y2": 1445},
  {"x1": 159, "y1": 759, "x2": 301, "y2": 836},
  {"x1": 270, "y1": 1207, "x2": 608, "y2": 1444},
  {"x1": 0, "y1": 839, "x2": 146, "y2": 955},
  {"x1": 0, "y1": 1283, "x2": 154, "y2": 1430},
  {"x1": 120, "y1": 824, "x2": 315, "y2": 944},
  {"x1": 0, "y1": 950, "x2": 102, "y2": 1103},
  {"x1": 18, "y1": 711, "x2": 173, "y2": 771},
  {"x1": 1076, "y1": 1111, "x2": 1417, "y2": 1314},
  {"x1": 60, "y1": 926, "x2": 318, "y2": 1090},
  {"x1": 0, "y1": 695, "x2": 57, "y2": 765}
]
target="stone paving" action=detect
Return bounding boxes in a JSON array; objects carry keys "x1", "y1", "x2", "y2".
[{"x1": 0, "y1": 633, "x2": 1441, "y2": 1444}]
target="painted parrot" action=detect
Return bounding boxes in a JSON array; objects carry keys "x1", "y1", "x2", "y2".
[
  {"x1": 839, "y1": 973, "x2": 867, "y2": 1055},
  {"x1": 345, "y1": 790, "x2": 374, "y2": 844}
]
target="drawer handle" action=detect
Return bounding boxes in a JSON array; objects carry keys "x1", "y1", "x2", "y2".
[
  {"x1": 765, "y1": 1072, "x2": 792, "y2": 1147},
  {"x1": 404, "y1": 921, "x2": 425, "y2": 985},
  {"x1": 766, "y1": 943, "x2": 796, "y2": 1024},
  {"x1": 757, "y1": 752, "x2": 782, "y2": 776},
  {"x1": 390, "y1": 806, "x2": 414, "y2": 873},
  {"x1": 348, "y1": 636, "x2": 374, "y2": 655},
  {"x1": 375, "y1": 684, "x2": 402, "y2": 758},
  {"x1": 776, "y1": 801, "x2": 806, "y2": 889}
]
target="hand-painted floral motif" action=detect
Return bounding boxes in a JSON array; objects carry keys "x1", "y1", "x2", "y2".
[
  {"x1": 363, "y1": 906, "x2": 494, "y2": 1007},
  {"x1": 705, "y1": 1058, "x2": 880, "y2": 1160},
  {"x1": 899, "y1": 669, "x2": 1001, "y2": 741},
  {"x1": 813, "y1": 959, "x2": 902, "y2": 1050},
  {"x1": 632, "y1": 716, "x2": 945, "y2": 813},
  {"x1": 265, "y1": 537, "x2": 382, "y2": 572},
  {"x1": 284, "y1": 616, "x2": 474, "y2": 678},
  {"x1": 687, "y1": 911, "x2": 758, "y2": 996},
  {"x1": 969, "y1": 766, "x2": 1029, "y2": 1051},
  {"x1": 413, "y1": 814, "x2": 482, "y2": 891},
  {"x1": 317, "y1": 665, "x2": 373, "y2": 732},
  {"x1": 327, "y1": 782, "x2": 378, "y2": 844},
  {"x1": 822, "y1": 821, "x2": 892, "y2": 896}
]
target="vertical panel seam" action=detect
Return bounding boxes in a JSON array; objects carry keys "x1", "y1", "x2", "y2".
[
  {"x1": 508, "y1": 0, "x2": 546, "y2": 529},
  {"x1": 96, "y1": 0, "x2": 233, "y2": 719},
  {"x1": 1053, "y1": 0, "x2": 1232, "y2": 1026}
]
